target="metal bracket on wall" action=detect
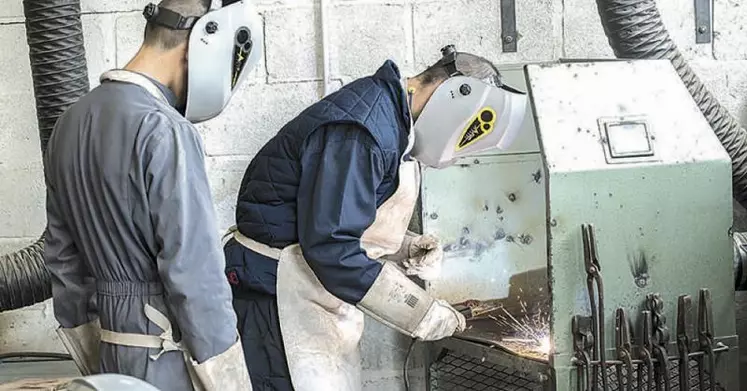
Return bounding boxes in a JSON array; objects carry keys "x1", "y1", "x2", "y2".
[
  {"x1": 501, "y1": 0, "x2": 517, "y2": 52},
  {"x1": 694, "y1": 0, "x2": 713, "y2": 44}
]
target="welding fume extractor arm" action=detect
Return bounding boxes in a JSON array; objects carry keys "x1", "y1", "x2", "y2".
[{"x1": 382, "y1": 231, "x2": 443, "y2": 281}]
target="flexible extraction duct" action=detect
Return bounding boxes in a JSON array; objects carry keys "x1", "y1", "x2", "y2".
[
  {"x1": 594, "y1": 0, "x2": 747, "y2": 206},
  {"x1": 0, "y1": 0, "x2": 89, "y2": 311}
]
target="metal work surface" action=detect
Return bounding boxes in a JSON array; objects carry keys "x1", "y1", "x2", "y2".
[
  {"x1": 428, "y1": 337, "x2": 549, "y2": 391},
  {"x1": 527, "y1": 60, "x2": 738, "y2": 389},
  {"x1": 0, "y1": 359, "x2": 78, "y2": 388}
]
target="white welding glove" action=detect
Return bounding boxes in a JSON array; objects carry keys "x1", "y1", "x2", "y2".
[
  {"x1": 357, "y1": 263, "x2": 465, "y2": 342},
  {"x1": 412, "y1": 299, "x2": 467, "y2": 341},
  {"x1": 386, "y1": 233, "x2": 443, "y2": 280}
]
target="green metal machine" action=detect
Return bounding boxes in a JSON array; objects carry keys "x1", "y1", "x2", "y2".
[{"x1": 423, "y1": 59, "x2": 739, "y2": 390}]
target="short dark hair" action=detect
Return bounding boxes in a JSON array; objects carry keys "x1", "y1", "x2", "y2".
[
  {"x1": 415, "y1": 52, "x2": 501, "y2": 86},
  {"x1": 143, "y1": 0, "x2": 211, "y2": 50}
]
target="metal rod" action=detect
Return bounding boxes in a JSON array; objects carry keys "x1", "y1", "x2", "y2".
[
  {"x1": 569, "y1": 344, "x2": 729, "y2": 365},
  {"x1": 655, "y1": 346, "x2": 670, "y2": 391},
  {"x1": 677, "y1": 295, "x2": 693, "y2": 391},
  {"x1": 596, "y1": 276, "x2": 607, "y2": 391},
  {"x1": 616, "y1": 308, "x2": 633, "y2": 391},
  {"x1": 698, "y1": 288, "x2": 716, "y2": 389},
  {"x1": 641, "y1": 311, "x2": 655, "y2": 391},
  {"x1": 637, "y1": 363, "x2": 643, "y2": 391},
  {"x1": 582, "y1": 224, "x2": 608, "y2": 391},
  {"x1": 587, "y1": 275, "x2": 599, "y2": 391}
]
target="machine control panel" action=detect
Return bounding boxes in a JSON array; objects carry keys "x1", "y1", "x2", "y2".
[{"x1": 598, "y1": 117, "x2": 658, "y2": 164}]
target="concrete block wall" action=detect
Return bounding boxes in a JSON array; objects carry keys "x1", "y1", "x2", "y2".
[{"x1": 1, "y1": 0, "x2": 746, "y2": 387}]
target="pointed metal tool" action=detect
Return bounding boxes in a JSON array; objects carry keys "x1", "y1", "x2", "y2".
[
  {"x1": 582, "y1": 224, "x2": 607, "y2": 391},
  {"x1": 698, "y1": 289, "x2": 715, "y2": 390},
  {"x1": 676, "y1": 295, "x2": 693, "y2": 391},
  {"x1": 615, "y1": 308, "x2": 633, "y2": 391},
  {"x1": 640, "y1": 311, "x2": 655, "y2": 391},
  {"x1": 452, "y1": 299, "x2": 503, "y2": 321}
]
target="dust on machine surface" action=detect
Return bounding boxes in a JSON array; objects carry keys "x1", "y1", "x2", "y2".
[{"x1": 422, "y1": 59, "x2": 738, "y2": 391}]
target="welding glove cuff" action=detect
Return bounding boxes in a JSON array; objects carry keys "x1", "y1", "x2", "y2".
[
  {"x1": 357, "y1": 262, "x2": 465, "y2": 340},
  {"x1": 56, "y1": 319, "x2": 102, "y2": 376},
  {"x1": 190, "y1": 337, "x2": 253, "y2": 391}
]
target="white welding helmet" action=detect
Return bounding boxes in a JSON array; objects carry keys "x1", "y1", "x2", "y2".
[
  {"x1": 142, "y1": 0, "x2": 263, "y2": 123},
  {"x1": 410, "y1": 45, "x2": 528, "y2": 168},
  {"x1": 63, "y1": 374, "x2": 161, "y2": 391}
]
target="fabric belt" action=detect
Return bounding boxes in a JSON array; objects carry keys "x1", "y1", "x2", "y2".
[
  {"x1": 228, "y1": 225, "x2": 283, "y2": 261},
  {"x1": 95, "y1": 280, "x2": 184, "y2": 361},
  {"x1": 96, "y1": 280, "x2": 164, "y2": 296}
]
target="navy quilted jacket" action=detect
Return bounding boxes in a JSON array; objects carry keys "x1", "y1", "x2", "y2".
[{"x1": 225, "y1": 60, "x2": 413, "y2": 303}]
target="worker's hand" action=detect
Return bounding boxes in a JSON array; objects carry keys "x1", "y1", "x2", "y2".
[
  {"x1": 412, "y1": 300, "x2": 467, "y2": 341},
  {"x1": 402, "y1": 234, "x2": 443, "y2": 281}
]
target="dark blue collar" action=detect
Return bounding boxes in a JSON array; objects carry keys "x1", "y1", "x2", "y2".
[{"x1": 372, "y1": 60, "x2": 412, "y2": 129}]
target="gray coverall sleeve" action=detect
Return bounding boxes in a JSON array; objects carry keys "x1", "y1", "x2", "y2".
[
  {"x1": 143, "y1": 113, "x2": 237, "y2": 363},
  {"x1": 44, "y1": 182, "x2": 97, "y2": 329}
]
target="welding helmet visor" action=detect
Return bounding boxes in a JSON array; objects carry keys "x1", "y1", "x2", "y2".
[
  {"x1": 142, "y1": 0, "x2": 263, "y2": 123},
  {"x1": 410, "y1": 46, "x2": 528, "y2": 168}
]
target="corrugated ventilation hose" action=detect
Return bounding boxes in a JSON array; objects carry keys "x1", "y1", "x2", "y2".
[
  {"x1": 595, "y1": 0, "x2": 747, "y2": 206},
  {"x1": 0, "y1": 0, "x2": 89, "y2": 311}
]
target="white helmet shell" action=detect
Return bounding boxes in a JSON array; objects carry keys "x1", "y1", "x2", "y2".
[
  {"x1": 64, "y1": 374, "x2": 161, "y2": 391},
  {"x1": 411, "y1": 75, "x2": 528, "y2": 168},
  {"x1": 184, "y1": 0, "x2": 263, "y2": 123}
]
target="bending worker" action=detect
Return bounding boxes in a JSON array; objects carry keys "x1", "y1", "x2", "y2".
[
  {"x1": 224, "y1": 44, "x2": 527, "y2": 390},
  {"x1": 43, "y1": 1, "x2": 263, "y2": 390}
]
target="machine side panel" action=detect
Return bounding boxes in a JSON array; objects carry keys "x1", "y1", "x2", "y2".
[
  {"x1": 526, "y1": 60, "x2": 735, "y2": 386},
  {"x1": 420, "y1": 153, "x2": 548, "y2": 303}
]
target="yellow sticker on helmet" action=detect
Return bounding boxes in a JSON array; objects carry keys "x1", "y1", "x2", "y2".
[{"x1": 455, "y1": 107, "x2": 497, "y2": 151}]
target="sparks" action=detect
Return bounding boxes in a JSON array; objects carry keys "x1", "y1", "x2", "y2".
[
  {"x1": 539, "y1": 335, "x2": 551, "y2": 354},
  {"x1": 485, "y1": 300, "x2": 552, "y2": 360}
]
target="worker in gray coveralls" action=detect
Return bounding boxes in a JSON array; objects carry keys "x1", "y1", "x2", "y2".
[{"x1": 42, "y1": 1, "x2": 263, "y2": 390}]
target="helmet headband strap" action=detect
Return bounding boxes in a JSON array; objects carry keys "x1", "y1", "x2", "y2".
[
  {"x1": 143, "y1": 3, "x2": 199, "y2": 30},
  {"x1": 440, "y1": 45, "x2": 461, "y2": 77}
]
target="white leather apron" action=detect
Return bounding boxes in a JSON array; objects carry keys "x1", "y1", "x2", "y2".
[{"x1": 233, "y1": 128, "x2": 420, "y2": 391}]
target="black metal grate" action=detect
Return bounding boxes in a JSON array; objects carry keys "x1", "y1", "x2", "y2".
[
  {"x1": 429, "y1": 351, "x2": 724, "y2": 391},
  {"x1": 597, "y1": 359, "x2": 723, "y2": 391},
  {"x1": 429, "y1": 351, "x2": 543, "y2": 391}
]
